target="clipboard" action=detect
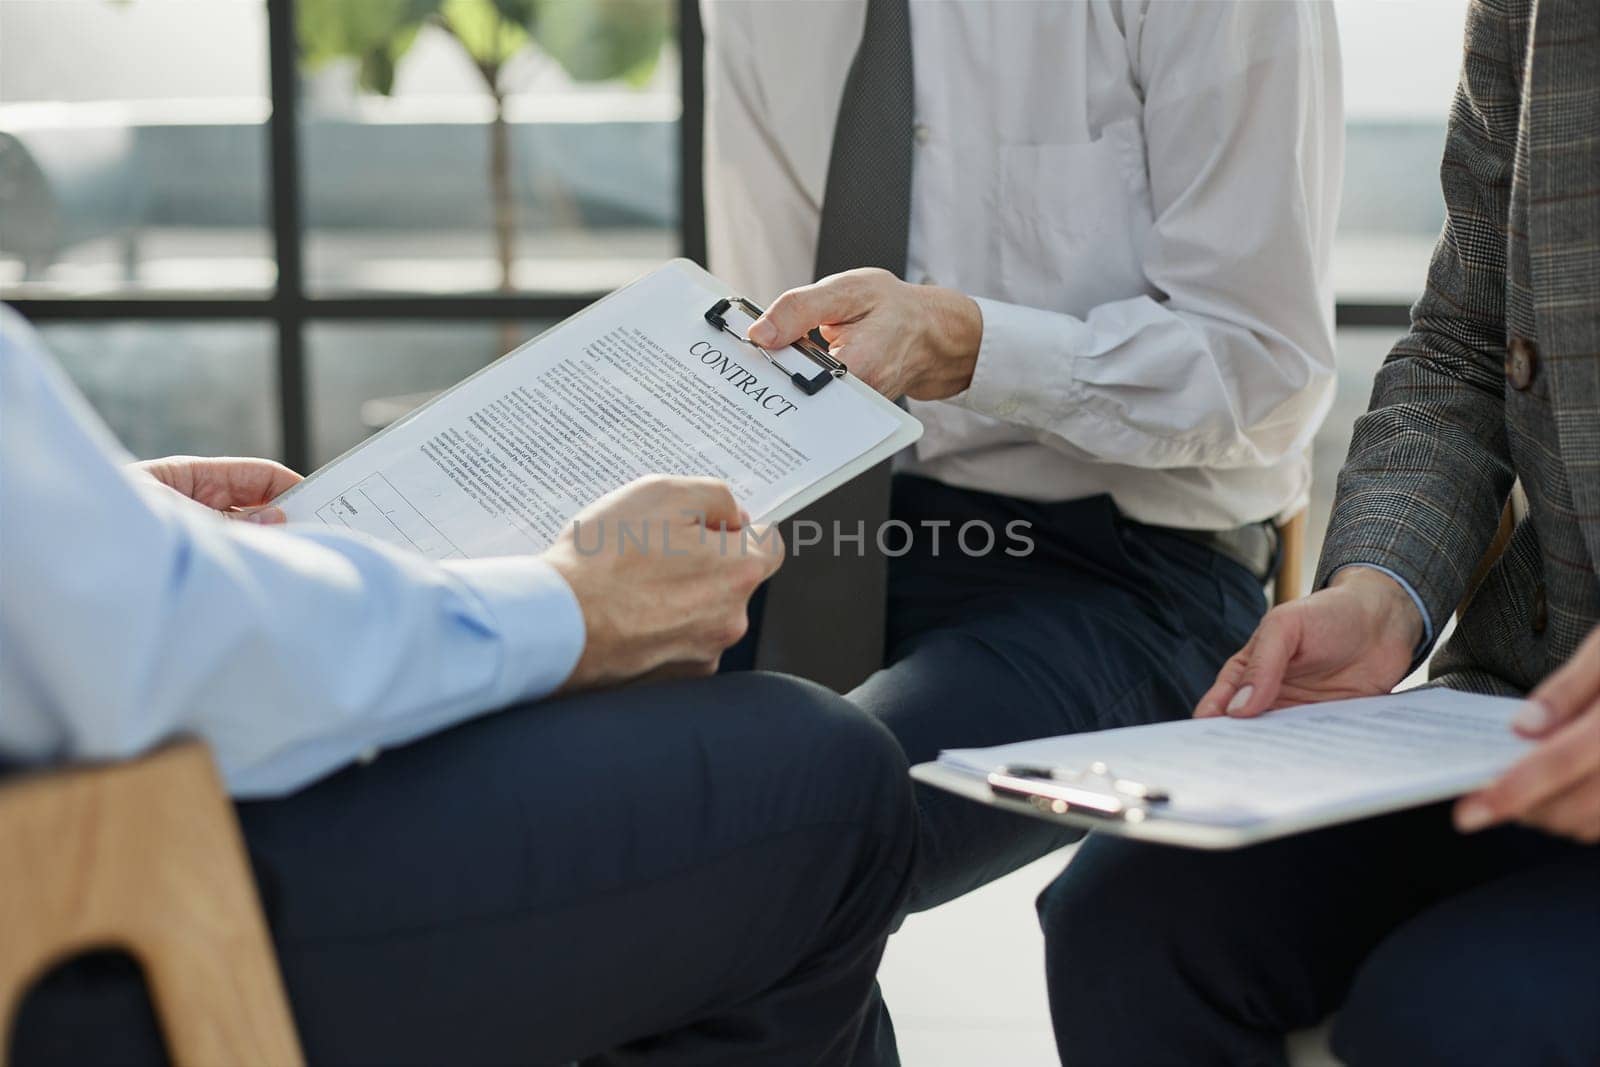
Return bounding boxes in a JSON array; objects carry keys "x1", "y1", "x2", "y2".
[
  {"x1": 911, "y1": 758, "x2": 1517, "y2": 850},
  {"x1": 663, "y1": 259, "x2": 922, "y2": 525},
  {"x1": 704, "y1": 296, "x2": 843, "y2": 396},
  {"x1": 910, "y1": 760, "x2": 1264, "y2": 850},
  {"x1": 274, "y1": 258, "x2": 921, "y2": 532},
  {"x1": 910, "y1": 690, "x2": 1531, "y2": 851}
]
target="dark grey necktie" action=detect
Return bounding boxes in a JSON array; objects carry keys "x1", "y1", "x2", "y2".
[
  {"x1": 814, "y1": 0, "x2": 915, "y2": 280},
  {"x1": 755, "y1": 0, "x2": 915, "y2": 693}
]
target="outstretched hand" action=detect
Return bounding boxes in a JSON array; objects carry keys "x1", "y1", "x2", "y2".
[
  {"x1": 747, "y1": 268, "x2": 983, "y2": 401},
  {"x1": 1194, "y1": 566, "x2": 1423, "y2": 718}
]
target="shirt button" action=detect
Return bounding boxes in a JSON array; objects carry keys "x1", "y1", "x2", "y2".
[
  {"x1": 1530, "y1": 582, "x2": 1548, "y2": 635},
  {"x1": 357, "y1": 746, "x2": 380, "y2": 765},
  {"x1": 1506, "y1": 337, "x2": 1538, "y2": 390},
  {"x1": 913, "y1": 123, "x2": 931, "y2": 146}
]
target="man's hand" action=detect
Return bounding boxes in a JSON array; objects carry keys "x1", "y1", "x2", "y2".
[
  {"x1": 747, "y1": 268, "x2": 984, "y2": 401},
  {"x1": 1455, "y1": 625, "x2": 1600, "y2": 843},
  {"x1": 135, "y1": 456, "x2": 303, "y2": 524},
  {"x1": 542, "y1": 475, "x2": 784, "y2": 692},
  {"x1": 1194, "y1": 566, "x2": 1424, "y2": 718}
]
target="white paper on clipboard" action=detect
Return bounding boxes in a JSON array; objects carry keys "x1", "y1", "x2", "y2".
[
  {"x1": 913, "y1": 689, "x2": 1531, "y2": 850},
  {"x1": 274, "y1": 259, "x2": 922, "y2": 560}
]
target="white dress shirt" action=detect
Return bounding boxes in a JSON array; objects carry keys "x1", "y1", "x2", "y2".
[
  {"x1": 0, "y1": 308, "x2": 585, "y2": 798},
  {"x1": 703, "y1": 0, "x2": 1343, "y2": 530}
]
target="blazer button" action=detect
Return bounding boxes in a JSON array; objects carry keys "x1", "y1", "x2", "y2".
[
  {"x1": 1506, "y1": 337, "x2": 1538, "y2": 390},
  {"x1": 1530, "y1": 582, "x2": 1548, "y2": 635}
]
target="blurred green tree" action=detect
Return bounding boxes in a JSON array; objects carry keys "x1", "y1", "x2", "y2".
[{"x1": 299, "y1": 0, "x2": 670, "y2": 291}]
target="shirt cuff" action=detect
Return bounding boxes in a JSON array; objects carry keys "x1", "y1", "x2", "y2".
[
  {"x1": 953, "y1": 296, "x2": 1088, "y2": 423},
  {"x1": 441, "y1": 556, "x2": 586, "y2": 705},
  {"x1": 1328, "y1": 562, "x2": 1436, "y2": 665}
]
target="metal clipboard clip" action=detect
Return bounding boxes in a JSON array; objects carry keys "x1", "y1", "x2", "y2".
[
  {"x1": 705, "y1": 296, "x2": 848, "y2": 396},
  {"x1": 987, "y1": 761, "x2": 1170, "y2": 824}
]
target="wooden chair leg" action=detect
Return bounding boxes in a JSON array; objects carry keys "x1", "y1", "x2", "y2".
[
  {"x1": 1274, "y1": 509, "x2": 1308, "y2": 607},
  {"x1": 0, "y1": 741, "x2": 303, "y2": 1067}
]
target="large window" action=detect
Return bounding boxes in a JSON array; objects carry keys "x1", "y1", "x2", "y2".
[
  {"x1": 40, "y1": 320, "x2": 281, "y2": 456},
  {"x1": 0, "y1": 0, "x2": 273, "y2": 296},
  {"x1": 4, "y1": 0, "x2": 1464, "y2": 482},
  {"x1": 1307, "y1": 1, "x2": 1470, "y2": 581},
  {"x1": 296, "y1": 0, "x2": 678, "y2": 296},
  {"x1": 1333, "y1": 0, "x2": 1469, "y2": 309},
  {"x1": 1, "y1": 0, "x2": 695, "y2": 470},
  {"x1": 305, "y1": 318, "x2": 551, "y2": 464}
]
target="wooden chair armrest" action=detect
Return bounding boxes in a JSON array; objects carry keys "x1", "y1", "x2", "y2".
[{"x1": 0, "y1": 740, "x2": 302, "y2": 1067}]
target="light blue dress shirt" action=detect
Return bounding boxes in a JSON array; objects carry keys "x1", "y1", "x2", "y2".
[{"x1": 0, "y1": 308, "x2": 585, "y2": 798}]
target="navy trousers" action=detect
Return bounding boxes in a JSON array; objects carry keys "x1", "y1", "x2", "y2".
[
  {"x1": 1042, "y1": 799, "x2": 1600, "y2": 1065},
  {"x1": 850, "y1": 475, "x2": 1267, "y2": 912},
  {"x1": 10, "y1": 673, "x2": 916, "y2": 1066}
]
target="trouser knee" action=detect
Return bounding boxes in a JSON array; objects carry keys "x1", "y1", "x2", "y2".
[{"x1": 726, "y1": 671, "x2": 916, "y2": 843}]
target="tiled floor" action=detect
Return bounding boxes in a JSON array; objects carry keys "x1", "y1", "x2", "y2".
[
  {"x1": 879, "y1": 853, "x2": 1067, "y2": 1066},
  {"x1": 881, "y1": 850, "x2": 1342, "y2": 1065},
  {"x1": 881, "y1": 328, "x2": 1401, "y2": 1065}
]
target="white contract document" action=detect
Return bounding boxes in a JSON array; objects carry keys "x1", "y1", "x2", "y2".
[
  {"x1": 912, "y1": 689, "x2": 1534, "y2": 849},
  {"x1": 275, "y1": 260, "x2": 921, "y2": 559}
]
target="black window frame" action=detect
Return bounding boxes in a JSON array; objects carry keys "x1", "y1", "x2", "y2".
[{"x1": 7, "y1": 0, "x2": 1399, "y2": 473}]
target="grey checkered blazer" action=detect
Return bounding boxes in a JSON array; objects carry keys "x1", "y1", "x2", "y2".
[{"x1": 1314, "y1": 0, "x2": 1600, "y2": 696}]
